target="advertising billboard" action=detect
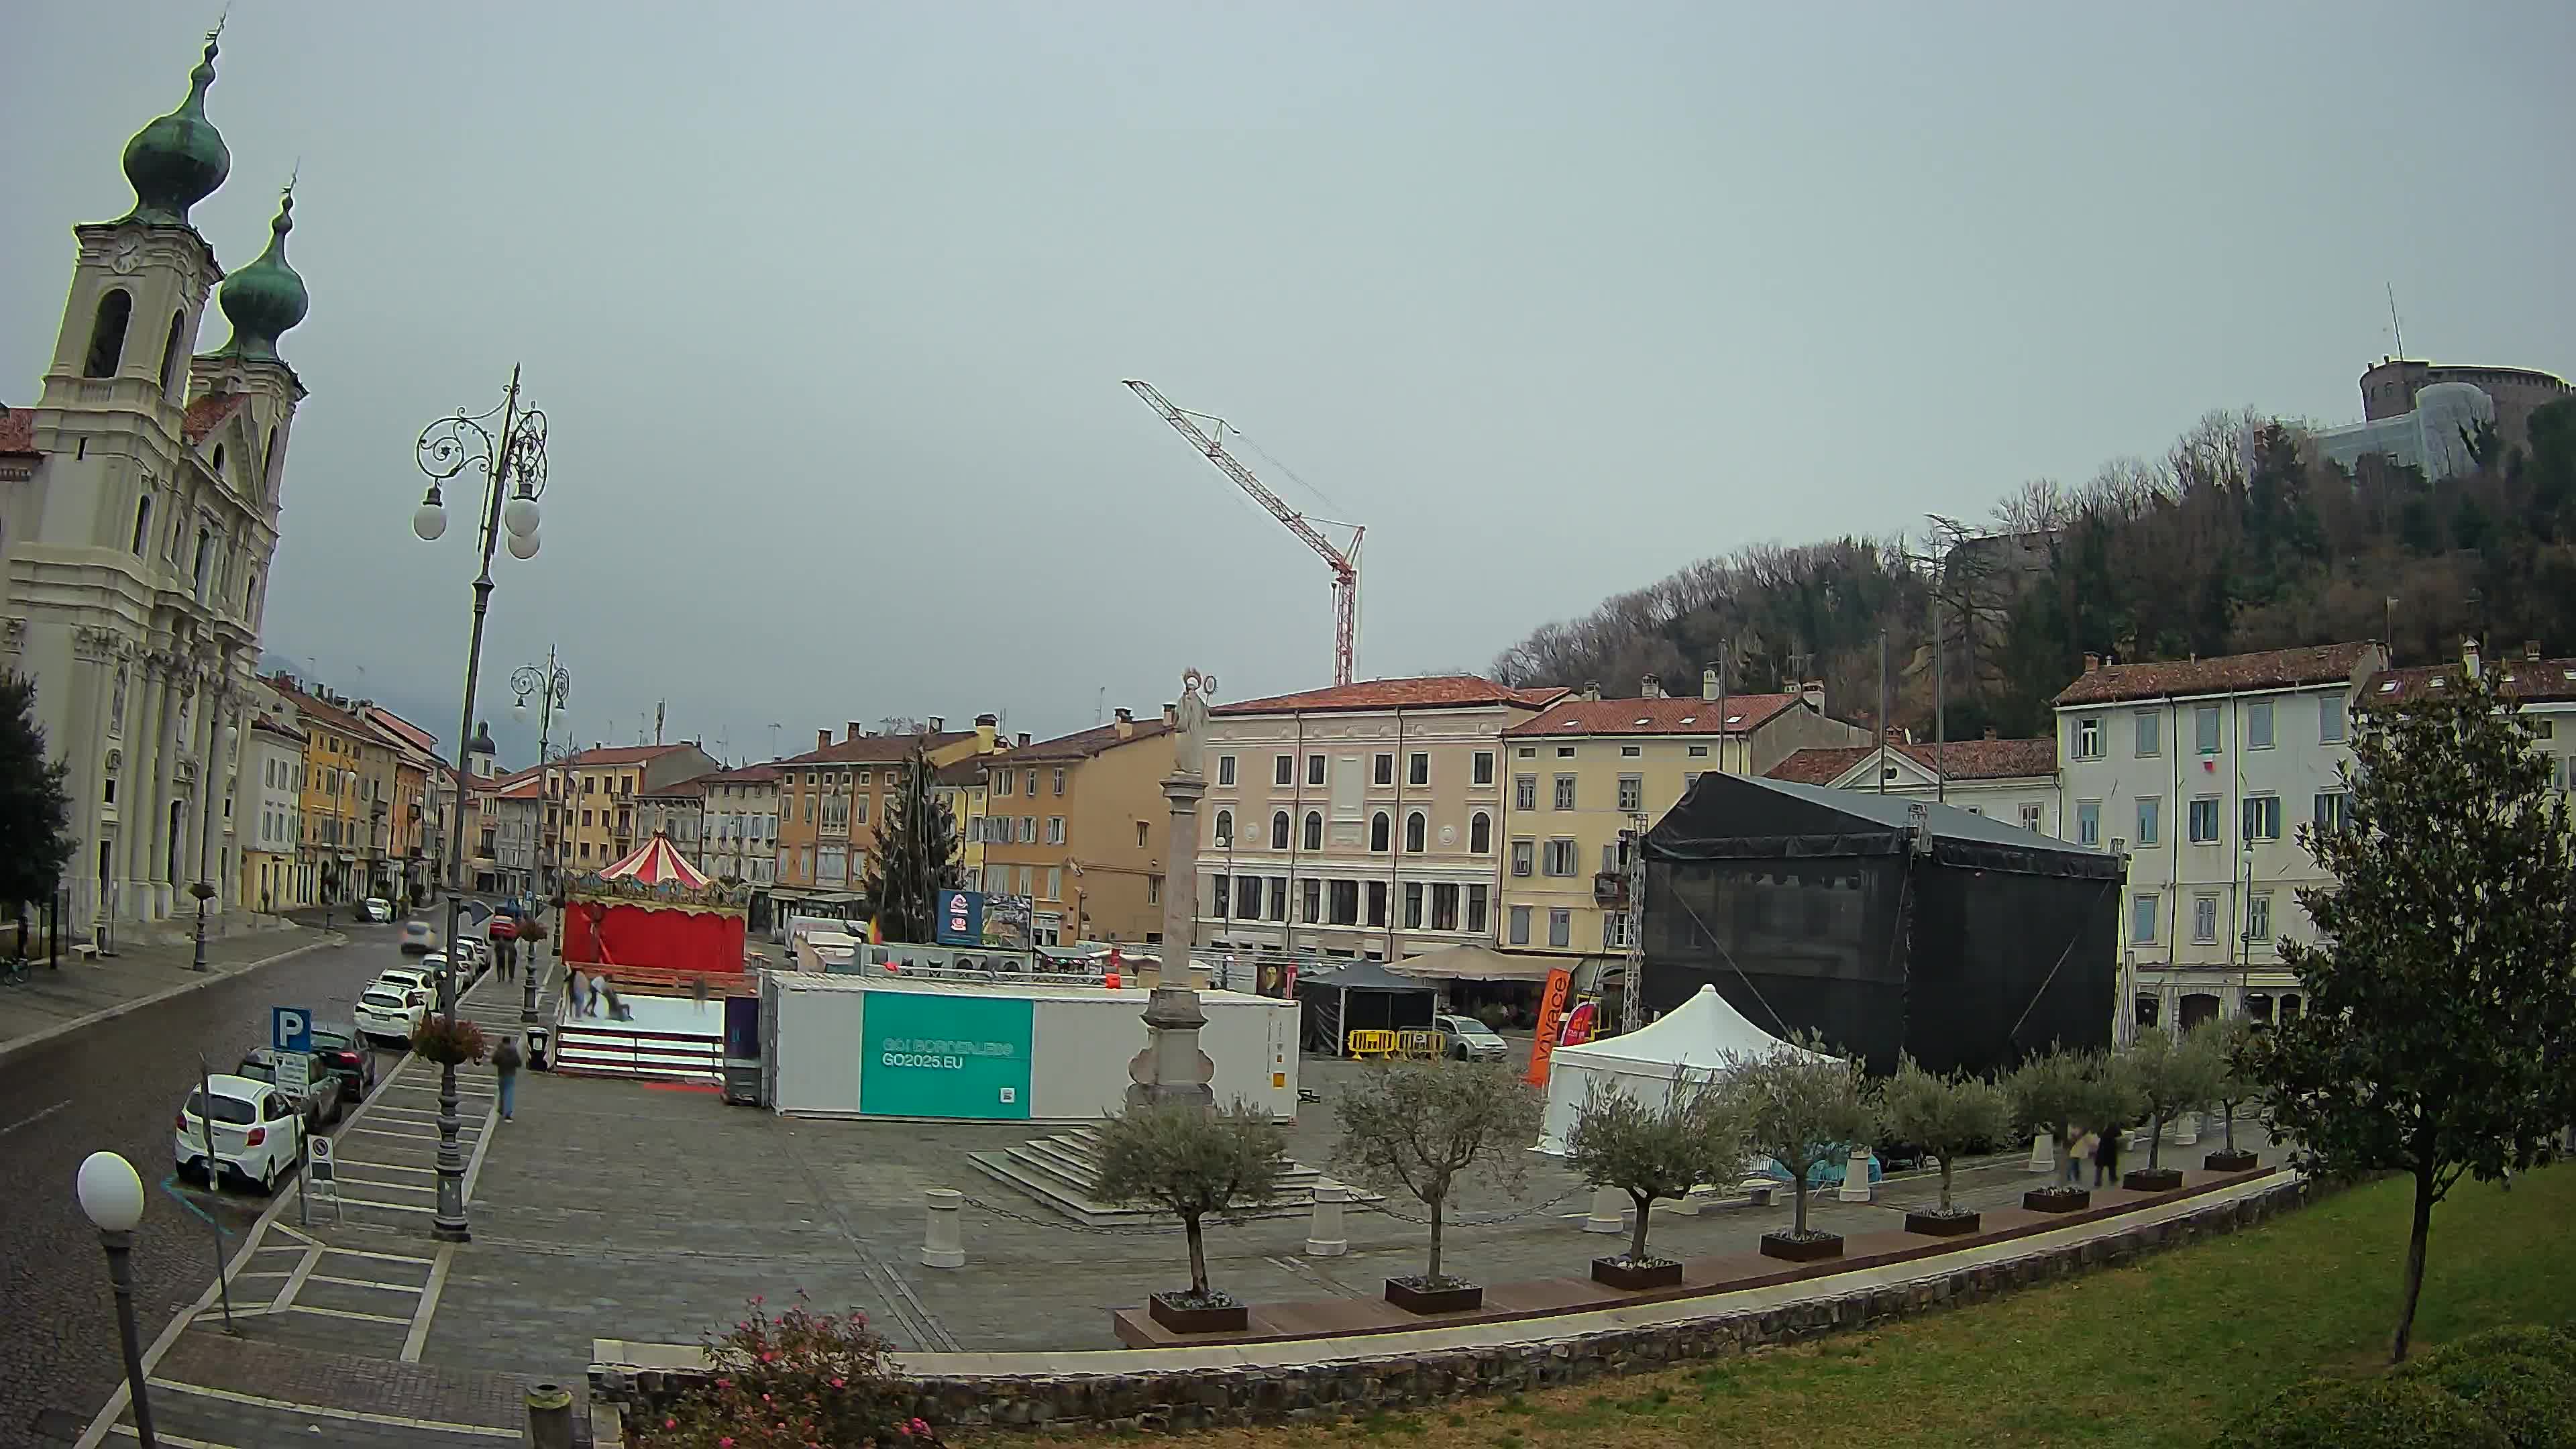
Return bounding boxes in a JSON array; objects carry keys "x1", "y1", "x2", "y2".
[
  {"x1": 859, "y1": 991, "x2": 1034, "y2": 1120},
  {"x1": 934, "y1": 889, "x2": 984, "y2": 946}
]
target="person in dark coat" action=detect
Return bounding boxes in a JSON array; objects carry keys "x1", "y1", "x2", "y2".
[
  {"x1": 2092, "y1": 1118, "x2": 2123, "y2": 1185},
  {"x1": 492, "y1": 1035, "x2": 524, "y2": 1121}
]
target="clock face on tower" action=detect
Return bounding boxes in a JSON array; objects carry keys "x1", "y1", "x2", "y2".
[{"x1": 111, "y1": 235, "x2": 142, "y2": 274}]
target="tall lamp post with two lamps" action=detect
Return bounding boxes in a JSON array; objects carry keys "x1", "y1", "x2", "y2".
[
  {"x1": 512, "y1": 653, "x2": 570, "y2": 1024},
  {"x1": 410, "y1": 367, "x2": 549, "y2": 1242}
]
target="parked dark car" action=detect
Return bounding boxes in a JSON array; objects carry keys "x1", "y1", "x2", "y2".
[
  {"x1": 235, "y1": 1046, "x2": 347, "y2": 1128},
  {"x1": 306, "y1": 1024, "x2": 378, "y2": 1101}
]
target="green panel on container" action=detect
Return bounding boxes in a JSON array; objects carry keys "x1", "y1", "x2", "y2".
[{"x1": 859, "y1": 991, "x2": 1034, "y2": 1120}]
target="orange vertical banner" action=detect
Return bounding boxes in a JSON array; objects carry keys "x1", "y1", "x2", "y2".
[{"x1": 1523, "y1": 967, "x2": 1574, "y2": 1086}]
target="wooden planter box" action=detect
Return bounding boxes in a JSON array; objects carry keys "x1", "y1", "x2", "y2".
[
  {"x1": 1758, "y1": 1231, "x2": 1845, "y2": 1263},
  {"x1": 2204, "y1": 1149, "x2": 2261, "y2": 1173},
  {"x1": 1146, "y1": 1293, "x2": 1248, "y2": 1335},
  {"x1": 1904, "y1": 1209, "x2": 1981, "y2": 1237},
  {"x1": 2023, "y1": 1187, "x2": 2091, "y2": 1214},
  {"x1": 1384, "y1": 1277, "x2": 1483, "y2": 1314},
  {"x1": 2123, "y1": 1167, "x2": 2185, "y2": 1193},
  {"x1": 1591, "y1": 1256, "x2": 1684, "y2": 1290}
]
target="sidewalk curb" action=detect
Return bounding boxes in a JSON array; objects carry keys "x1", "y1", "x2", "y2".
[{"x1": 0, "y1": 932, "x2": 345, "y2": 1069}]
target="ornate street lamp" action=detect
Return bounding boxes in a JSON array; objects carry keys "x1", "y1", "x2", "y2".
[{"x1": 410, "y1": 367, "x2": 548, "y2": 1242}]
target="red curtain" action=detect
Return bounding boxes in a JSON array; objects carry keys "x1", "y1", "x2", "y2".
[{"x1": 564, "y1": 902, "x2": 745, "y2": 975}]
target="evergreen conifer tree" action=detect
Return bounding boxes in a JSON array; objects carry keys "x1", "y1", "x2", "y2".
[
  {"x1": 859, "y1": 742, "x2": 962, "y2": 944},
  {"x1": 0, "y1": 672, "x2": 75, "y2": 928}
]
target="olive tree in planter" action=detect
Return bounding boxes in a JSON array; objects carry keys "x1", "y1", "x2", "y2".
[
  {"x1": 2009, "y1": 1047, "x2": 2094, "y2": 1212},
  {"x1": 1332, "y1": 1059, "x2": 1541, "y2": 1313},
  {"x1": 1562, "y1": 1075, "x2": 1746, "y2": 1288},
  {"x1": 2192, "y1": 1017, "x2": 2263, "y2": 1171},
  {"x1": 2120, "y1": 1026, "x2": 2223, "y2": 1191},
  {"x1": 1880, "y1": 1055, "x2": 2010, "y2": 1236},
  {"x1": 1093, "y1": 1100, "x2": 1291, "y2": 1334},
  {"x1": 1720, "y1": 1032, "x2": 1877, "y2": 1263}
]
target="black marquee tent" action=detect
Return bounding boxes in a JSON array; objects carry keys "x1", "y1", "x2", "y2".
[
  {"x1": 1640, "y1": 773, "x2": 2123, "y2": 1077},
  {"x1": 1295, "y1": 958, "x2": 1440, "y2": 1055}
]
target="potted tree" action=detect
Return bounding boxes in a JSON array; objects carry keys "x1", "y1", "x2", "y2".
[
  {"x1": 1721, "y1": 1032, "x2": 1878, "y2": 1263},
  {"x1": 1563, "y1": 1076, "x2": 1745, "y2": 1289},
  {"x1": 2193, "y1": 1017, "x2": 2263, "y2": 1172},
  {"x1": 2009, "y1": 1047, "x2": 2094, "y2": 1212},
  {"x1": 1332, "y1": 1059, "x2": 1541, "y2": 1313},
  {"x1": 1881, "y1": 1055, "x2": 2010, "y2": 1236},
  {"x1": 2121, "y1": 1026, "x2": 2221, "y2": 1191},
  {"x1": 1093, "y1": 1100, "x2": 1290, "y2": 1334}
]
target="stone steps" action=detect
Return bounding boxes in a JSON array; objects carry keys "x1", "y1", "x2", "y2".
[{"x1": 967, "y1": 1125, "x2": 1376, "y2": 1228}]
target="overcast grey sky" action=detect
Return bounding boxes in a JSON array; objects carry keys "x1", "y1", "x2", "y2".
[{"x1": 7, "y1": 1, "x2": 2572, "y2": 765}]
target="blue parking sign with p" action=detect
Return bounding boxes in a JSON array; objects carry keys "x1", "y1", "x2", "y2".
[{"x1": 272, "y1": 1006, "x2": 312, "y2": 1054}]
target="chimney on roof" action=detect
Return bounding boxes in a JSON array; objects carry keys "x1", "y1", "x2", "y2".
[
  {"x1": 1162, "y1": 702, "x2": 1177, "y2": 729},
  {"x1": 1984, "y1": 726, "x2": 1998, "y2": 740},
  {"x1": 1641, "y1": 674, "x2": 1664, "y2": 699},
  {"x1": 975, "y1": 714, "x2": 998, "y2": 751},
  {"x1": 2463, "y1": 636, "x2": 2481, "y2": 679},
  {"x1": 817, "y1": 729, "x2": 831, "y2": 753},
  {"x1": 1581, "y1": 681, "x2": 1602, "y2": 702},
  {"x1": 2084, "y1": 652, "x2": 2101, "y2": 674},
  {"x1": 2526, "y1": 640, "x2": 2543, "y2": 661},
  {"x1": 928, "y1": 716, "x2": 945, "y2": 733},
  {"x1": 1114, "y1": 707, "x2": 1134, "y2": 739},
  {"x1": 1702, "y1": 667, "x2": 1720, "y2": 702},
  {"x1": 847, "y1": 721, "x2": 864, "y2": 742},
  {"x1": 1801, "y1": 680, "x2": 1826, "y2": 712},
  {"x1": 1016, "y1": 732, "x2": 1031, "y2": 748}
]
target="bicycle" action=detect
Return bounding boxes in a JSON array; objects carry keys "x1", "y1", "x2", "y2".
[{"x1": 0, "y1": 955, "x2": 32, "y2": 987}]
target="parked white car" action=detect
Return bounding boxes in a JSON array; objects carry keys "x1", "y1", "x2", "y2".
[
  {"x1": 362, "y1": 897, "x2": 394, "y2": 923},
  {"x1": 354, "y1": 984, "x2": 425, "y2": 1044},
  {"x1": 174, "y1": 1074, "x2": 305, "y2": 1193},
  {"x1": 1434, "y1": 1012, "x2": 1511, "y2": 1063}
]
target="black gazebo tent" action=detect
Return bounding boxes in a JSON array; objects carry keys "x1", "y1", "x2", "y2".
[
  {"x1": 1641, "y1": 773, "x2": 2123, "y2": 1077},
  {"x1": 1295, "y1": 959, "x2": 1440, "y2": 1055}
]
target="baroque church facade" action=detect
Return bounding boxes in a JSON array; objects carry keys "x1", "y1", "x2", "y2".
[{"x1": 0, "y1": 32, "x2": 311, "y2": 930}]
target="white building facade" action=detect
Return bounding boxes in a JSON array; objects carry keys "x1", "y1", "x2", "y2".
[
  {"x1": 1, "y1": 37, "x2": 311, "y2": 930},
  {"x1": 2053, "y1": 643, "x2": 2385, "y2": 1038},
  {"x1": 1766, "y1": 735, "x2": 2061, "y2": 837},
  {"x1": 1193, "y1": 676, "x2": 1564, "y2": 962},
  {"x1": 241, "y1": 716, "x2": 304, "y2": 912},
  {"x1": 700, "y1": 764, "x2": 780, "y2": 887}
]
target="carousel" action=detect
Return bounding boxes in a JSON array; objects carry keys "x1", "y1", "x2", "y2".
[{"x1": 553, "y1": 833, "x2": 757, "y2": 1085}]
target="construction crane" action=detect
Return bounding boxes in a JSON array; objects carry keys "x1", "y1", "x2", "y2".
[{"x1": 1126, "y1": 379, "x2": 1364, "y2": 687}]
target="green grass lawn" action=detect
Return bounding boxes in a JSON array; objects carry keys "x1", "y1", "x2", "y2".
[{"x1": 1045, "y1": 1163, "x2": 2575, "y2": 1449}]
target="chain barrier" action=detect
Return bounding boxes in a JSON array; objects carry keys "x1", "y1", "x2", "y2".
[
  {"x1": 957, "y1": 1183, "x2": 1589, "y2": 1236},
  {"x1": 956, "y1": 1193, "x2": 1189, "y2": 1238}
]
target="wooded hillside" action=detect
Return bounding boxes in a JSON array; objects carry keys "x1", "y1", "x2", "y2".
[{"x1": 1489, "y1": 398, "x2": 2576, "y2": 740}]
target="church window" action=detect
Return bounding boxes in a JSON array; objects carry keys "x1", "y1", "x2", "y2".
[
  {"x1": 129, "y1": 496, "x2": 152, "y2": 555},
  {"x1": 211, "y1": 444, "x2": 225, "y2": 478},
  {"x1": 158, "y1": 311, "x2": 187, "y2": 396},
  {"x1": 85, "y1": 290, "x2": 132, "y2": 377}
]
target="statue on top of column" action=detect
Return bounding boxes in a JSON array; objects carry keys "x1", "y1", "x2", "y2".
[{"x1": 1171, "y1": 668, "x2": 1217, "y2": 780}]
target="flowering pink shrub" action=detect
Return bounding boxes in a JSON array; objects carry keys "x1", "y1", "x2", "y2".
[{"x1": 629, "y1": 1295, "x2": 937, "y2": 1449}]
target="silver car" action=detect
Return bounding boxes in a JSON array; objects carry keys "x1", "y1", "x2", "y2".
[{"x1": 1434, "y1": 1013, "x2": 1511, "y2": 1062}]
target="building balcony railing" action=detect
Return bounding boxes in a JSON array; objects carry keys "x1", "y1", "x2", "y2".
[{"x1": 1592, "y1": 872, "x2": 1629, "y2": 907}]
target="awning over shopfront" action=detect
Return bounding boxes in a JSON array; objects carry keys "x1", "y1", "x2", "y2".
[{"x1": 1390, "y1": 943, "x2": 1562, "y2": 983}]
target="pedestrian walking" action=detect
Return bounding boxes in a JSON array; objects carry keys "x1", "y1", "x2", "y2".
[
  {"x1": 2065, "y1": 1128, "x2": 2094, "y2": 1187},
  {"x1": 492, "y1": 1034, "x2": 523, "y2": 1122},
  {"x1": 2093, "y1": 1120, "x2": 2123, "y2": 1187}
]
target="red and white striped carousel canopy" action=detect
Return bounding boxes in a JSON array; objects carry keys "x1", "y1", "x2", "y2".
[{"x1": 595, "y1": 831, "x2": 712, "y2": 890}]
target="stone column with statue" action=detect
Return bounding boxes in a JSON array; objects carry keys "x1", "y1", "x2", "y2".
[{"x1": 1127, "y1": 669, "x2": 1218, "y2": 1114}]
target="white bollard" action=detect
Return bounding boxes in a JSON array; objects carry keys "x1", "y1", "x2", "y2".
[
  {"x1": 2171, "y1": 1110, "x2": 2200, "y2": 1146},
  {"x1": 1837, "y1": 1146, "x2": 1874, "y2": 1202},
  {"x1": 1582, "y1": 1185, "x2": 1627, "y2": 1234},
  {"x1": 2027, "y1": 1131, "x2": 2054, "y2": 1175},
  {"x1": 920, "y1": 1187, "x2": 965, "y2": 1269},
  {"x1": 1303, "y1": 1179, "x2": 1350, "y2": 1257}
]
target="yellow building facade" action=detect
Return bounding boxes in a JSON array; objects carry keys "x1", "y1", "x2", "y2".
[
  {"x1": 1497, "y1": 684, "x2": 1868, "y2": 962},
  {"x1": 977, "y1": 710, "x2": 1174, "y2": 946}
]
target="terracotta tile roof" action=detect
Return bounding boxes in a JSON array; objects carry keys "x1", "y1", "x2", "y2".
[
  {"x1": 639, "y1": 775, "x2": 711, "y2": 798},
  {"x1": 1008, "y1": 718, "x2": 1173, "y2": 762},
  {"x1": 774, "y1": 731, "x2": 977, "y2": 767},
  {"x1": 360, "y1": 706, "x2": 441, "y2": 759},
  {"x1": 2051, "y1": 643, "x2": 2379, "y2": 707},
  {"x1": 1766, "y1": 737, "x2": 2058, "y2": 786},
  {"x1": 1504, "y1": 694, "x2": 1803, "y2": 737},
  {"x1": 2368, "y1": 658, "x2": 2576, "y2": 706},
  {"x1": 701, "y1": 763, "x2": 780, "y2": 784},
  {"x1": 564, "y1": 743, "x2": 694, "y2": 767},
  {"x1": 0, "y1": 405, "x2": 35, "y2": 455},
  {"x1": 268, "y1": 678, "x2": 367, "y2": 736},
  {"x1": 1214, "y1": 676, "x2": 1569, "y2": 716},
  {"x1": 249, "y1": 715, "x2": 307, "y2": 744},
  {"x1": 182, "y1": 392, "x2": 248, "y2": 445},
  {"x1": 493, "y1": 773, "x2": 544, "y2": 800},
  {"x1": 932, "y1": 759, "x2": 991, "y2": 787}
]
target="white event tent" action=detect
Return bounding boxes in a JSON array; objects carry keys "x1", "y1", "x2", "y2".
[{"x1": 1536, "y1": 984, "x2": 1835, "y2": 1154}]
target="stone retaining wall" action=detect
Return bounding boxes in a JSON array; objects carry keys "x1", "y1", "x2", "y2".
[{"x1": 594, "y1": 1177, "x2": 2314, "y2": 1438}]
